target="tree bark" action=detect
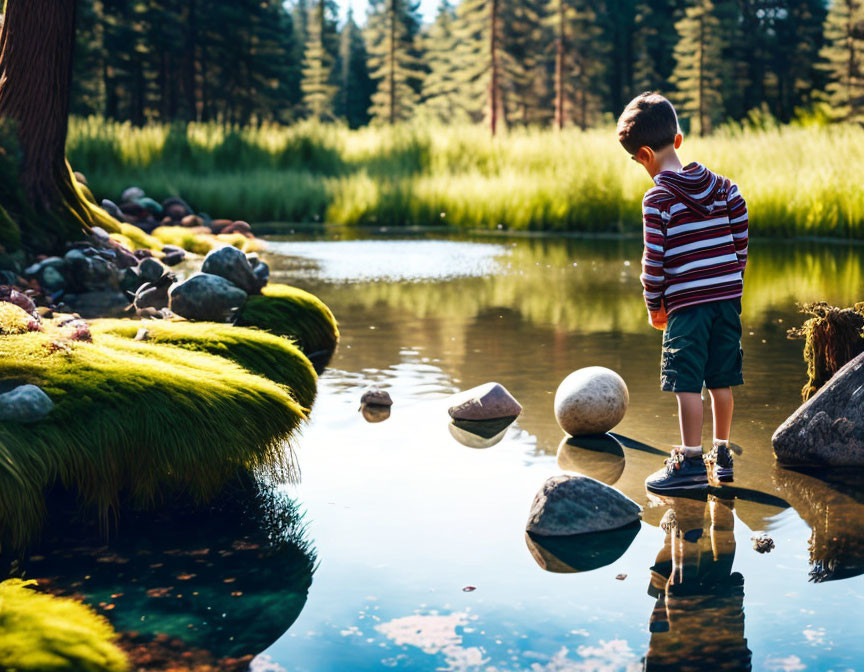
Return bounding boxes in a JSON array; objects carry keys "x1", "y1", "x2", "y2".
[{"x1": 0, "y1": 0, "x2": 119, "y2": 251}]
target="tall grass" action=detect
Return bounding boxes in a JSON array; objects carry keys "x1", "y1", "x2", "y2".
[{"x1": 67, "y1": 117, "x2": 864, "y2": 238}]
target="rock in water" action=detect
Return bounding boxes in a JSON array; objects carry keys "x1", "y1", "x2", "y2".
[
  {"x1": 121, "y1": 186, "x2": 145, "y2": 202},
  {"x1": 169, "y1": 273, "x2": 247, "y2": 323},
  {"x1": 773, "y1": 351, "x2": 864, "y2": 466},
  {"x1": 525, "y1": 474, "x2": 642, "y2": 536},
  {"x1": 554, "y1": 367, "x2": 629, "y2": 436},
  {"x1": 0, "y1": 384, "x2": 54, "y2": 423},
  {"x1": 360, "y1": 387, "x2": 393, "y2": 407},
  {"x1": 360, "y1": 404, "x2": 391, "y2": 423},
  {"x1": 448, "y1": 382, "x2": 522, "y2": 421},
  {"x1": 201, "y1": 246, "x2": 265, "y2": 295}
]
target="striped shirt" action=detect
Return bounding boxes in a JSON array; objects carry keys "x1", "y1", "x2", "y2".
[{"x1": 640, "y1": 162, "x2": 749, "y2": 315}]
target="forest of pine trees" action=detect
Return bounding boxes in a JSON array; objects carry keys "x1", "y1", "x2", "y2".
[{"x1": 68, "y1": 0, "x2": 860, "y2": 133}]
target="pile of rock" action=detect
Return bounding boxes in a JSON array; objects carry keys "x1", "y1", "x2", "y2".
[
  {"x1": 168, "y1": 246, "x2": 270, "y2": 323},
  {"x1": 100, "y1": 183, "x2": 253, "y2": 238}
]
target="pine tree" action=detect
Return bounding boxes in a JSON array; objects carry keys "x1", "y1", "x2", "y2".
[
  {"x1": 503, "y1": 0, "x2": 550, "y2": 126},
  {"x1": 365, "y1": 0, "x2": 424, "y2": 124},
  {"x1": 632, "y1": 0, "x2": 680, "y2": 94},
  {"x1": 819, "y1": 0, "x2": 864, "y2": 123},
  {"x1": 421, "y1": 0, "x2": 463, "y2": 121},
  {"x1": 453, "y1": 0, "x2": 506, "y2": 134},
  {"x1": 302, "y1": 0, "x2": 338, "y2": 119},
  {"x1": 335, "y1": 7, "x2": 374, "y2": 127},
  {"x1": 670, "y1": 0, "x2": 725, "y2": 135},
  {"x1": 545, "y1": 0, "x2": 607, "y2": 129},
  {"x1": 774, "y1": 0, "x2": 827, "y2": 119}
]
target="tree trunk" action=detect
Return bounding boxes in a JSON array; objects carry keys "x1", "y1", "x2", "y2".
[
  {"x1": 554, "y1": 0, "x2": 566, "y2": 130},
  {"x1": 389, "y1": 0, "x2": 397, "y2": 125},
  {"x1": 0, "y1": 0, "x2": 119, "y2": 252},
  {"x1": 489, "y1": 0, "x2": 499, "y2": 137}
]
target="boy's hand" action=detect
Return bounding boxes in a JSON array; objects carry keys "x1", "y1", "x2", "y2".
[{"x1": 649, "y1": 307, "x2": 667, "y2": 331}]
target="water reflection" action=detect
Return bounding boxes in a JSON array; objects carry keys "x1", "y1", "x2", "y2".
[
  {"x1": 448, "y1": 416, "x2": 518, "y2": 449},
  {"x1": 525, "y1": 522, "x2": 640, "y2": 574},
  {"x1": 557, "y1": 434, "x2": 626, "y2": 485},
  {"x1": 3, "y1": 480, "x2": 315, "y2": 670},
  {"x1": 360, "y1": 402, "x2": 391, "y2": 423},
  {"x1": 644, "y1": 495, "x2": 751, "y2": 671},
  {"x1": 773, "y1": 467, "x2": 864, "y2": 582}
]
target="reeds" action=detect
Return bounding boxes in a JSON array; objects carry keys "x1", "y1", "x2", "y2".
[{"x1": 67, "y1": 118, "x2": 864, "y2": 238}]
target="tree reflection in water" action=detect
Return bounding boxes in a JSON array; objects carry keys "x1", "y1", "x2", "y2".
[{"x1": 2, "y1": 476, "x2": 316, "y2": 671}]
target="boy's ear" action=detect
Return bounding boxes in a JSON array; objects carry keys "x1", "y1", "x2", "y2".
[
  {"x1": 635, "y1": 145, "x2": 653, "y2": 166},
  {"x1": 674, "y1": 133, "x2": 683, "y2": 149}
]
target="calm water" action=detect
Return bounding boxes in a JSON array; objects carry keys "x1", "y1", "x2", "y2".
[
  {"x1": 11, "y1": 232, "x2": 864, "y2": 671},
  {"x1": 258, "y1": 232, "x2": 864, "y2": 672}
]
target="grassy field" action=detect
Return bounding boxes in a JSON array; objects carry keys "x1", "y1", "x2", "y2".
[{"x1": 67, "y1": 117, "x2": 864, "y2": 239}]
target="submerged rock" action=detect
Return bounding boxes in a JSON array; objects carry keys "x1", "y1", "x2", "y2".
[
  {"x1": 773, "y1": 351, "x2": 864, "y2": 466},
  {"x1": 525, "y1": 474, "x2": 642, "y2": 536},
  {"x1": 752, "y1": 533, "x2": 775, "y2": 554},
  {"x1": 0, "y1": 384, "x2": 54, "y2": 423},
  {"x1": 201, "y1": 245, "x2": 265, "y2": 295},
  {"x1": 554, "y1": 367, "x2": 629, "y2": 436},
  {"x1": 448, "y1": 382, "x2": 522, "y2": 421},
  {"x1": 169, "y1": 273, "x2": 247, "y2": 323}
]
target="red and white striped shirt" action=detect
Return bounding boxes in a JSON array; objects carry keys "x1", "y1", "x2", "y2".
[{"x1": 640, "y1": 162, "x2": 749, "y2": 315}]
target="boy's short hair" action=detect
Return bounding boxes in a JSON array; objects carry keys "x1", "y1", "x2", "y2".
[{"x1": 617, "y1": 92, "x2": 679, "y2": 155}]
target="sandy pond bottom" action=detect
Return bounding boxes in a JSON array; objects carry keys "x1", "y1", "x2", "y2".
[{"x1": 247, "y1": 233, "x2": 864, "y2": 672}]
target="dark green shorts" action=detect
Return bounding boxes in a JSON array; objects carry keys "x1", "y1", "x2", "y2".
[{"x1": 661, "y1": 299, "x2": 744, "y2": 393}]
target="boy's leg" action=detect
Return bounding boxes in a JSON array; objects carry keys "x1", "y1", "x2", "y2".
[
  {"x1": 708, "y1": 387, "x2": 733, "y2": 442},
  {"x1": 676, "y1": 392, "x2": 703, "y2": 452}
]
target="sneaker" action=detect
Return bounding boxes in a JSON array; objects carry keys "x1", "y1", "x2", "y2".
[
  {"x1": 645, "y1": 450, "x2": 708, "y2": 494},
  {"x1": 705, "y1": 441, "x2": 734, "y2": 483}
]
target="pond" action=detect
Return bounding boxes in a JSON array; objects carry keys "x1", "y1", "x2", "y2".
[
  {"x1": 252, "y1": 232, "x2": 864, "y2": 672},
  {"x1": 11, "y1": 231, "x2": 864, "y2": 672}
]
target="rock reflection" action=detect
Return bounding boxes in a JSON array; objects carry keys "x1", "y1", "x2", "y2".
[
  {"x1": 2, "y1": 478, "x2": 316, "y2": 671},
  {"x1": 557, "y1": 434, "x2": 626, "y2": 485},
  {"x1": 525, "y1": 522, "x2": 640, "y2": 574},
  {"x1": 448, "y1": 416, "x2": 518, "y2": 449},
  {"x1": 360, "y1": 403, "x2": 392, "y2": 423},
  {"x1": 773, "y1": 467, "x2": 864, "y2": 582},
  {"x1": 643, "y1": 495, "x2": 751, "y2": 671}
]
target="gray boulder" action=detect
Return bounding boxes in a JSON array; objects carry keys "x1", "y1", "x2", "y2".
[
  {"x1": 526, "y1": 474, "x2": 642, "y2": 536},
  {"x1": 0, "y1": 384, "x2": 54, "y2": 423},
  {"x1": 201, "y1": 246, "x2": 265, "y2": 295},
  {"x1": 773, "y1": 351, "x2": 864, "y2": 466},
  {"x1": 448, "y1": 382, "x2": 522, "y2": 421},
  {"x1": 41, "y1": 266, "x2": 66, "y2": 292},
  {"x1": 139, "y1": 257, "x2": 166, "y2": 283},
  {"x1": 121, "y1": 186, "x2": 145, "y2": 202},
  {"x1": 64, "y1": 248, "x2": 117, "y2": 292},
  {"x1": 169, "y1": 273, "x2": 247, "y2": 322}
]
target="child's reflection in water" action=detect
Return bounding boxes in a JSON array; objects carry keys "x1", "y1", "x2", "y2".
[{"x1": 643, "y1": 495, "x2": 752, "y2": 672}]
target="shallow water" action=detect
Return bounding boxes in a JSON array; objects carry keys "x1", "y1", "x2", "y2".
[{"x1": 255, "y1": 232, "x2": 864, "y2": 672}]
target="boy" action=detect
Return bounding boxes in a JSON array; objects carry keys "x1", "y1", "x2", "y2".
[{"x1": 616, "y1": 92, "x2": 748, "y2": 494}]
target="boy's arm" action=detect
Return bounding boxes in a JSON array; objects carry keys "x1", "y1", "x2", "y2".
[
  {"x1": 640, "y1": 192, "x2": 666, "y2": 324},
  {"x1": 728, "y1": 182, "x2": 748, "y2": 273}
]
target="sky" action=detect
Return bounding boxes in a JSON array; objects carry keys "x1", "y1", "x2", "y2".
[{"x1": 336, "y1": 0, "x2": 439, "y2": 25}]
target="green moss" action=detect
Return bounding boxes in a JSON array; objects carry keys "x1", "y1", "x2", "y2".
[
  {"x1": 236, "y1": 283, "x2": 340, "y2": 370},
  {"x1": 113, "y1": 223, "x2": 161, "y2": 251},
  {"x1": 0, "y1": 579, "x2": 128, "y2": 672},
  {"x1": 90, "y1": 319, "x2": 317, "y2": 410},
  {"x1": 0, "y1": 304, "x2": 36, "y2": 335},
  {"x1": 0, "y1": 330, "x2": 306, "y2": 551}
]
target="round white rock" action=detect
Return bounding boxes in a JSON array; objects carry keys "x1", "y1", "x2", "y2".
[{"x1": 554, "y1": 367, "x2": 629, "y2": 436}]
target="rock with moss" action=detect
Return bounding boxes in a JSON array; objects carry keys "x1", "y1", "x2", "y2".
[
  {"x1": 91, "y1": 319, "x2": 317, "y2": 409},
  {"x1": 773, "y1": 351, "x2": 864, "y2": 466},
  {"x1": 0, "y1": 325, "x2": 308, "y2": 551},
  {"x1": 236, "y1": 283, "x2": 339, "y2": 371},
  {"x1": 169, "y1": 273, "x2": 247, "y2": 323},
  {"x1": 201, "y1": 245, "x2": 266, "y2": 294},
  {"x1": 0, "y1": 384, "x2": 54, "y2": 423}
]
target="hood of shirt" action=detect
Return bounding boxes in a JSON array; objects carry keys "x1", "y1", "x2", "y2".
[{"x1": 654, "y1": 162, "x2": 723, "y2": 217}]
